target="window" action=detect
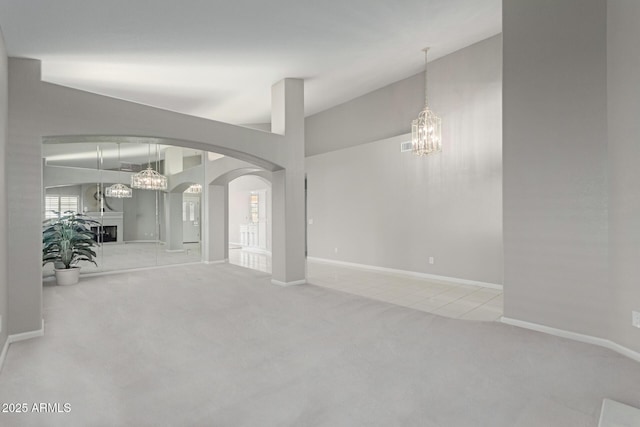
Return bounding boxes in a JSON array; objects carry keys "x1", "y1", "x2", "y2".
[
  {"x1": 45, "y1": 195, "x2": 79, "y2": 219},
  {"x1": 250, "y1": 193, "x2": 259, "y2": 223}
]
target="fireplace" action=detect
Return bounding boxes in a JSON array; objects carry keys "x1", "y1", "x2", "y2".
[
  {"x1": 85, "y1": 212, "x2": 123, "y2": 243},
  {"x1": 92, "y1": 225, "x2": 118, "y2": 243}
]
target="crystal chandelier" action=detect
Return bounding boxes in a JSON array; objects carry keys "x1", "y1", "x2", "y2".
[
  {"x1": 131, "y1": 144, "x2": 167, "y2": 191},
  {"x1": 184, "y1": 184, "x2": 202, "y2": 194},
  {"x1": 105, "y1": 183, "x2": 132, "y2": 198},
  {"x1": 411, "y1": 48, "x2": 442, "y2": 156},
  {"x1": 105, "y1": 143, "x2": 133, "y2": 198}
]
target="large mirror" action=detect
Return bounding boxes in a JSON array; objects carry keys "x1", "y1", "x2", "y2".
[{"x1": 42, "y1": 140, "x2": 205, "y2": 277}]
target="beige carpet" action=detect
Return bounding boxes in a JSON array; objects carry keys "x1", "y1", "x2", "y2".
[{"x1": 1, "y1": 262, "x2": 639, "y2": 426}]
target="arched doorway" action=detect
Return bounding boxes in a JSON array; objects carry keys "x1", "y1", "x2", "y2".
[
  {"x1": 42, "y1": 139, "x2": 209, "y2": 273},
  {"x1": 227, "y1": 174, "x2": 272, "y2": 273},
  {"x1": 10, "y1": 61, "x2": 305, "y2": 337}
]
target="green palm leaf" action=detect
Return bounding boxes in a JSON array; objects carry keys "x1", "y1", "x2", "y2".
[{"x1": 42, "y1": 212, "x2": 101, "y2": 269}]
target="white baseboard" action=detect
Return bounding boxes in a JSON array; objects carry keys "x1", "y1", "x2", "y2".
[
  {"x1": 501, "y1": 317, "x2": 640, "y2": 364},
  {"x1": 271, "y1": 279, "x2": 306, "y2": 287},
  {"x1": 307, "y1": 257, "x2": 503, "y2": 290},
  {"x1": 8, "y1": 319, "x2": 45, "y2": 344},
  {"x1": 0, "y1": 320, "x2": 45, "y2": 374},
  {"x1": 0, "y1": 337, "x2": 9, "y2": 374},
  {"x1": 599, "y1": 399, "x2": 640, "y2": 427}
]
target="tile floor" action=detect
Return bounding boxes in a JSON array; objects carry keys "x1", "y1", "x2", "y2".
[
  {"x1": 228, "y1": 247, "x2": 272, "y2": 273},
  {"x1": 44, "y1": 247, "x2": 503, "y2": 321},
  {"x1": 229, "y1": 249, "x2": 503, "y2": 321}
]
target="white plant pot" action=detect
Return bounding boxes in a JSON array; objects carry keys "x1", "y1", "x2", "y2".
[{"x1": 54, "y1": 267, "x2": 81, "y2": 286}]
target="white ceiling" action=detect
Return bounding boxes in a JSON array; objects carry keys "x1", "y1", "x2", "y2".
[{"x1": 0, "y1": 0, "x2": 501, "y2": 125}]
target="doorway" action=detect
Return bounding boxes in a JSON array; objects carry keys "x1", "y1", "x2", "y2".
[{"x1": 227, "y1": 175, "x2": 272, "y2": 273}]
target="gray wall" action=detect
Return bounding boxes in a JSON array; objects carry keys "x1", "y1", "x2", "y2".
[
  {"x1": 306, "y1": 71, "x2": 424, "y2": 157},
  {"x1": 306, "y1": 35, "x2": 503, "y2": 285},
  {"x1": 123, "y1": 189, "x2": 162, "y2": 242},
  {"x1": 0, "y1": 28, "x2": 8, "y2": 348},
  {"x1": 45, "y1": 185, "x2": 81, "y2": 197},
  {"x1": 503, "y1": 0, "x2": 610, "y2": 338},
  {"x1": 8, "y1": 59, "x2": 43, "y2": 336},
  {"x1": 608, "y1": 0, "x2": 640, "y2": 353},
  {"x1": 44, "y1": 164, "x2": 133, "y2": 189},
  {"x1": 80, "y1": 183, "x2": 124, "y2": 213},
  {"x1": 183, "y1": 154, "x2": 202, "y2": 170}
]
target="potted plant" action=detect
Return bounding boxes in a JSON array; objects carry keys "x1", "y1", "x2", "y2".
[{"x1": 42, "y1": 211, "x2": 100, "y2": 285}]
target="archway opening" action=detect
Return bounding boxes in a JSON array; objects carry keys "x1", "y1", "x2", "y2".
[
  {"x1": 227, "y1": 175, "x2": 272, "y2": 273},
  {"x1": 42, "y1": 138, "x2": 215, "y2": 276}
]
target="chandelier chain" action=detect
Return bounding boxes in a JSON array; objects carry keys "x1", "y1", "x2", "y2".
[
  {"x1": 424, "y1": 48, "x2": 429, "y2": 107},
  {"x1": 105, "y1": 142, "x2": 133, "y2": 198}
]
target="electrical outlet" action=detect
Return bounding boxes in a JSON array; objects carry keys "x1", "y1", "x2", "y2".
[
  {"x1": 334, "y1": 247, "x2": 338, "y2": 254},
  {"x1": 428, "y1": 257, "x2": 435, "y2": 265},
  {"x1": 308, "y1": 219, "x2": 314, "y2": 225},
  {"x1": 632, "y1": 311, "x2": 640, "y2": 328}
]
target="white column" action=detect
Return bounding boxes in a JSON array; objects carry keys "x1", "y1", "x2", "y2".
[
  {"x1": 270, "y1": 78, "x2": 306, "y2": 286},
  {"x1": 164, "y1": 147, "x2": 183, "y2": 175},
  {"x1": 163, "y1": 147, "x2": 184, "y2": 251},
  {"x1": 206, "y1": 183, "x2": 228, "y2": 263},
  {"x1": 165, "y1": 192, "x2": 183, "y2": 251}
]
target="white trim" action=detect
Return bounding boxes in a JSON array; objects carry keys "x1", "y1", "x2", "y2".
[
  {"x1": 8, "y1": 319, "x2": 45, "y2": 344},
  {"x1": 307, "y1": 257, "x2": 503, "y2": 290},
  {"x1": 204, "y1": 259, "x2": 228, "y2": 265},
  {"x1": 271, "y1": 279, "x2": 306, "y2": 287},
  {"x1": 0, "y1": 320, "x2": 45, "y2": 374},
  {"x1": 599, "y1": 399, "x2": 640, "y2": 427},
  {"x1": 0, "y1": 337, "x2": 9, "y2": 374},
  {"x1": 501, "y1": 317, "x2": 640, "y2": 364}
]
